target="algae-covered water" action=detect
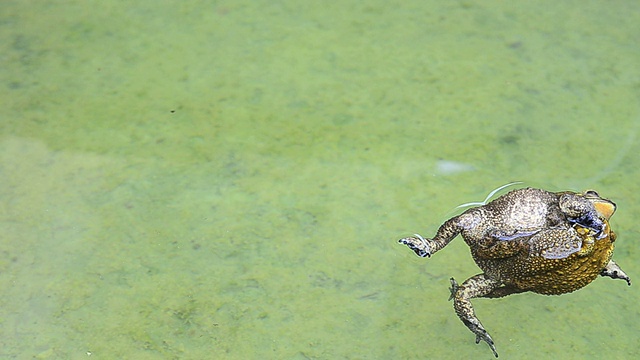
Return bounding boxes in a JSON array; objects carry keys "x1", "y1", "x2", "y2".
[{"x1": 1, "y1": 1, "x2": 639, "y2": 359}]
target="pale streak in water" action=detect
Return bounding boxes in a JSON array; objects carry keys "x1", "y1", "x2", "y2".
[{"x1": 455, "y1": 181, "x2": 524, "y2": 209}]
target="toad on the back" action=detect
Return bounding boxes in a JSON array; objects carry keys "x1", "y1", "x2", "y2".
[{"x1": 398, "y1": 187, "x2": 631, "y2": 357}]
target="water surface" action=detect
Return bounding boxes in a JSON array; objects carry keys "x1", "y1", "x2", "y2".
[{"x1": 1, "y1": 1, "x2": 639, "y2": 359}]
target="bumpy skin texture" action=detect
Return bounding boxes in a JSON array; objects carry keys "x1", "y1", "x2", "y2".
[{"x1": 398, "y1": 188, "x2": 631, "y2": 357}]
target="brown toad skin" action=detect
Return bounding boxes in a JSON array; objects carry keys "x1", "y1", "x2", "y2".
[
  {"x1": 475, "y1": 223, "x2": 616, "y2": 296},
  {"x1": 398, "y1": 187, "x2": 630, "y2": 357}
]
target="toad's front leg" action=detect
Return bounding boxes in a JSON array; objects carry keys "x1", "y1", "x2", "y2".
[
  {"x1": 449, "y1": 274, "x2": 501, "y2": 358},
  {"x1": 600, "y1": 259, "x2": 631, "y2": 286}
]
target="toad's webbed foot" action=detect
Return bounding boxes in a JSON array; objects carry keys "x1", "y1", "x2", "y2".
[
  {"x1": 468, "y1": 318, "x2": 498, "y2": 358},
  {"x1": 398, "y1": 234, "x2": 432, "y2": 257},
  {"x1": 449, "y1": 276, "x2": 500, "y2": 358},
  {"x1": 601, "y1": 260, "x2": 631, "y2": 286}
]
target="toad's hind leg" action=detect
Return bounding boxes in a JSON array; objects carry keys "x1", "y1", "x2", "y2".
[
  {"x1": 449, "y1": 274, "x2": 501, "y2": 358},
  {"x1": 399, "y1": 216, "x2": 465, "y2": 257}
]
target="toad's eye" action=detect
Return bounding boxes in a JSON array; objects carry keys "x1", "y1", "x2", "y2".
[{"x1": 584, "y1": 190, "x2": 600, "y2": 198}]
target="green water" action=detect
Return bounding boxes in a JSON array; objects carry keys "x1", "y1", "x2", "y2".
[{"x1": 1, "y1": 1, "x2": 639, "y2": 359}]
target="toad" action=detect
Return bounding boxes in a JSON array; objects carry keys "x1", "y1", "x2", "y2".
[{"x1": 398, "y1": 187, "x2": 630, "y2": 357}]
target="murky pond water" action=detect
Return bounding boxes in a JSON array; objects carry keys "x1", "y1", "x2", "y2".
[{"x1": 1, "y1": 1, "x2": 639, "y2": 359}]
